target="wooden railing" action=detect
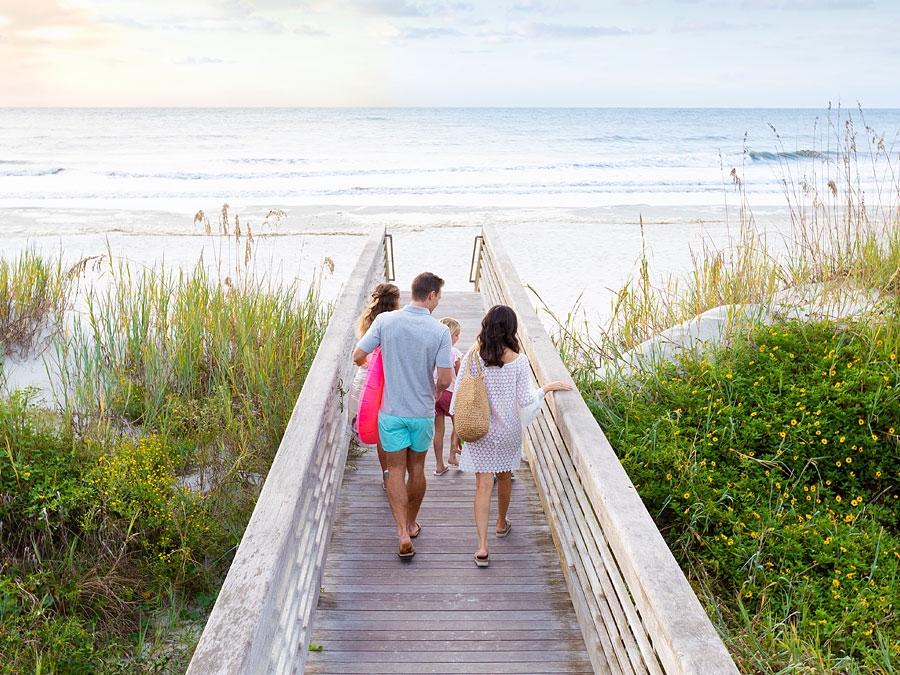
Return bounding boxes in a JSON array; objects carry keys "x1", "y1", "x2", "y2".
[
  {"x1": 473, "y1": 224, "x2": 739, "y2": 675},
  {"x1": 186, "y1": 230, "x2": 390, "y2": 675}
]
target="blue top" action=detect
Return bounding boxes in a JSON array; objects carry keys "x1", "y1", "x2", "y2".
[{"x1": 357, "y1": 305, "x2": 453, "y2": 418}]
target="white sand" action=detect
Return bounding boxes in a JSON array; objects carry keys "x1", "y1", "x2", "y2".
[{"x1": 1, "y1": 201, "x2": 796, "y2": 397}]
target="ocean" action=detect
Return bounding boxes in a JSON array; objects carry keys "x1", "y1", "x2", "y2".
[{"x1": 3, "y1": 106, "x2": 900, "y2": 322}]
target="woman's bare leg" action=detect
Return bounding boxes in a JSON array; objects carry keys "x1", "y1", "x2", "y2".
[
  {"x1": 495, "y1": 471, "x2": 512, "y2": 533},
  {"x1": 474, "y1": 472, "x2": 494, "y2": 559}
]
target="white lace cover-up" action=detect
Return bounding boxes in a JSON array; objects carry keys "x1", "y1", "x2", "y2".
[{"x1": 450, "y1": 351, "x2": 545, "y2": 474}]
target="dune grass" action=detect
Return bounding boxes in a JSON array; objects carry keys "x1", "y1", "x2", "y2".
[
  {"x1": 0, "y1": 247, "x2": 72, "y2": 362},
  {"x1": 0, "y1": 221, "x2": 332, "y2": 673},
  {"x1": 552, "y1": 106, "x2": 900, "y2": 673}
]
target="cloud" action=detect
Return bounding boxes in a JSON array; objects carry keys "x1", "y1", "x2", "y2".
[
  {"x1": 345, "y1": 0, "x2": 426, "y2": 17},
  {"x1": 178, "y1": 55, "x2": 226, "y2": 64},
  {"x1": 511, "y1": 0, "x2": 583, "y2": 11},
  {"x1": 741, "y1": 0, "x2": 874, "y2": 7},
  {"x1": 0, "y1": 0, "x2": 111, "y2": 47},
  {"x1": 394, "y1": 25, "x2": 463, "y2": 39},
  {"x1": 508, "y1": 21, "x2": 630, "y2": 38},
  {"x1": 294, "y1": 23, "x2": 329, "y2": 36},
  {"x1": 672, "y1": 20, "x2": 764, "y2": 33},
  {"x1": 92, "y1": 9, "x2": 289, "y2": 35},
  {"x1": 475, "y1": 27, "x2": 517, "y2": 44}
]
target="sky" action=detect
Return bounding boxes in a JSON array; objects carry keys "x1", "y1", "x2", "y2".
[{"x1": 0, "y1": 0, "x2": 897, "y2": 107}]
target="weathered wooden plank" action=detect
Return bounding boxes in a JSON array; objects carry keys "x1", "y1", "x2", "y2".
[
  {"x1": 306, "y1": 663, "x2": 593, "y2": 675},
  {"x1": 311, "y1": 639, "x2": 590, "y2": 652},
  {"x1": 306, "y1": 627, "x2": 587, "y2": 640},
  {"x1": 530, "y1": 405, "x2": 664, "y2": 675},
  {"x1": 308, "y1": 650, "x2": 590, "y2": 663},
  {"x1": 311, "y1": 609, "x2": 582, "y2": 625},
  {"x1": 527, "y1": 414, "x2": 647, "y2": 675}
]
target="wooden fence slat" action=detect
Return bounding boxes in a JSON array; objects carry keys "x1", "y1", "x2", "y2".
[{"x1": 531, "y1": 410, "x2": 665, "y2": 675}]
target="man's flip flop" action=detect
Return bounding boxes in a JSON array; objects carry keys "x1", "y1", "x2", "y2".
[
  {"x1": 433, "y1": 466, "x2": 450, "y2": 476},
  {"x1": 409, "y1": 522, "x2": 421, "y2": 538},
  {"x1": 398, "y1": 542, "x2": 416, "y2": 559},
  {"x1": 473, "y1": 552, "x2": 489, "y2": 567}
]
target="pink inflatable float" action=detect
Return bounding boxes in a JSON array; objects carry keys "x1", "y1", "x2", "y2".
[{"x1": 355, "y1": 346, "x2": 384, "y2": 445}]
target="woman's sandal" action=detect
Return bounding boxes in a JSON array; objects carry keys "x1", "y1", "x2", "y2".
[
  {"x1": 473, "y1": 552, "x2": 489, "y2": 567},
  {"x1": 496, "y1": 518, "x2": 512, "y2": 537}
]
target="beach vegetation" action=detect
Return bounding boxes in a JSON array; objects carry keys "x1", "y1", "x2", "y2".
[
  {"x1": 0, "y1": 248, "x2": 72, "y2": 360},
  {"x1": 555, "y1": 105, "x2": 900, "y2": 672},
  {"x1": 0, "y1": 217, "x2": 331, "y2": 673}
]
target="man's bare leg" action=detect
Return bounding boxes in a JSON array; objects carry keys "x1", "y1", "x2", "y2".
[
  {"x1": 405, "y1": 450, "x2": 428, "y2": 535},
  {"x1": 385, "y1": 449, "x2": 413, "y2": 553}
]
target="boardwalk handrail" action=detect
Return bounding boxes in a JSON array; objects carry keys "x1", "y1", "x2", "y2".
[
  {"x1": 187, "y1": 230, "x2": 390, "y2": 675},
  {"x1": 473, "y1": 225, "x2": 738, "y2": 675}
]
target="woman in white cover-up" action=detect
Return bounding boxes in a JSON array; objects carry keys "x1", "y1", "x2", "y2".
[{"x1": 450, "y1": 304, "x2": 572, "y2": 567}]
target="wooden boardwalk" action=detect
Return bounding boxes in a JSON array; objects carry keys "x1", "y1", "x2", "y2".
[{"x1": 305, "y1": 291, "x2": 593, "y2": 675}]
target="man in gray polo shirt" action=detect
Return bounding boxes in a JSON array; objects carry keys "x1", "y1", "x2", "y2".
[{"x1": 352, "y1": 272, "x2": 453, "y2": 560}]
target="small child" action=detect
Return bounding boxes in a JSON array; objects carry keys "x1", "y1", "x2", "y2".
[{"x1": 433, "y1": 317, "x2": 463, "y2": 476}]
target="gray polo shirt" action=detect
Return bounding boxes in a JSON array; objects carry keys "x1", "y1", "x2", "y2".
[{"x1": 357, "y1": 305, "x2": 452, "y2": 418}]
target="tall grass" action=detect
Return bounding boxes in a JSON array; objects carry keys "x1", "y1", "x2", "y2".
[
  {"x1": 584, "y1": 105, "x2": 900, "y2": 369},
  {"x1": 0, "y1": 248, "x2": 72, "y2": 360},
  {"x1": 553, "y1": 106, "x2": 900, "y2": 673},
  {"x1": 1, "y1": 216, "x2": 333, "y2": 673}
]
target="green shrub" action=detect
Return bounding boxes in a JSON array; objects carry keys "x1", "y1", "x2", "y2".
[
  {"x1": 90, "y1": 434, "x2": 213, "y2": 584},
  {"x1": 0, "y1": 389, "x2": 86, "y2": 560},
  {"x1": 591, "y1": 319, "x2": 900, "y2": 670}
]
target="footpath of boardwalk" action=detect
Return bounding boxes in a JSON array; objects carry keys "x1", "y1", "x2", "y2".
[{"x1": 305, "y1": 291, "x2": 593, "y2": 675}]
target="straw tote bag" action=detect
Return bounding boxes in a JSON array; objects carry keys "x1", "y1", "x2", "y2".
[{"x1": 454, "y1": 346, "x2": 490, "y2": 443}]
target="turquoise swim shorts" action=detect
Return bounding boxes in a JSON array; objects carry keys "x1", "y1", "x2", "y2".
[{"x1": 378, "y1": 413, "x2": 435, "y2": 452}]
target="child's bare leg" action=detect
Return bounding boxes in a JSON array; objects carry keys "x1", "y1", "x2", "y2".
[
  {"x1": 433, "y1": 415, "x2": 448, "y2": 474},
  {"x1": 447, "y1": 417, "x2": 460, "y2": 465}
]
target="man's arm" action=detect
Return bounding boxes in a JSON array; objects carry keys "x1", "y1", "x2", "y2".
[
  {"x1": 435, "y1": 366, "x2": 453, "y2": 395},
  {"x1": 352, "y1": 347, "x2": 370, "y2": 367}
]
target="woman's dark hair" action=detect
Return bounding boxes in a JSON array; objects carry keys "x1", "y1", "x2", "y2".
[
  {"x1": 477, "y1": 305, "x2": 520, "y2": 367},
  {"x1": 356, "y1": 283, "x2": 400, "y2": 337}
]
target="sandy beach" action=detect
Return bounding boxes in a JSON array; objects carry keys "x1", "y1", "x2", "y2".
[
  {"x1": 1, "y1": 200, "x2": 798, "y2": 398},
  {"x1": 0, "y1": 200, "x2": 795, "y2": 316}
]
